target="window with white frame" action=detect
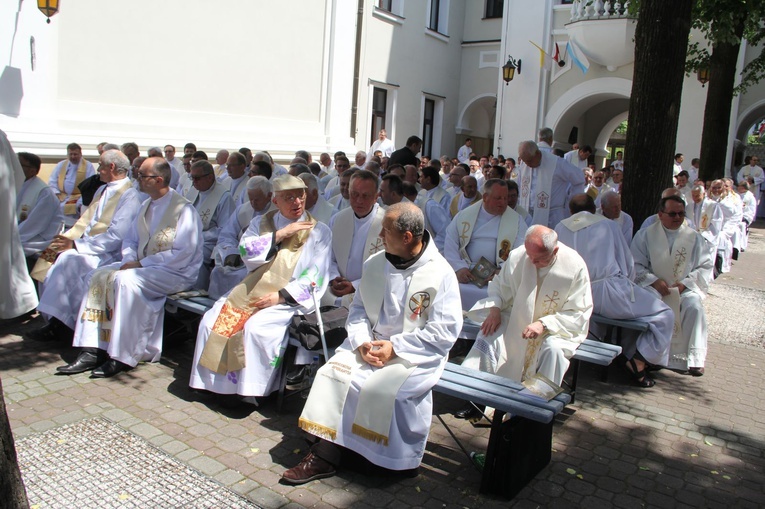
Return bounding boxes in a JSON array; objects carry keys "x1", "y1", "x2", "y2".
[
  {"x1": 427, "y1": 0, "x2": 449, "y2": 35},
  {"x1": 370, "y1": 87, "x2": 388, "y2": 146},
  {"x1": 376, "y1": 0, "x2": 404, "y2": 18},
  {"x1": 368, "y1": 82, "x2": 398, "y2": 146},
  {"x1": 421, "y1": 94, "x2": 444, "y2": 159}
]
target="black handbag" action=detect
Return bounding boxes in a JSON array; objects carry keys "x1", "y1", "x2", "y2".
[{"x1": 288, "y1": 306, "x2": 349, "y2": 351}]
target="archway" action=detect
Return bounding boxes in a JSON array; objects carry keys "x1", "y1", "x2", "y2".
[{"x1": 456, "y1": 93, "x2": 496, "y2": 157}]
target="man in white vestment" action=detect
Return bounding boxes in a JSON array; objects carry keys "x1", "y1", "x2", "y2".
[
  {"x1": 164, "y1": 145, "x2": 184, "y2": 175},
  {"x1": 189, "y1": 175, "x2": 332, "y2": 402},
  {"x1": 449, "y1": 175, "x2": 480, "y2": 218},
  {"x1": 585, "y1": 170, "x2": 611, "y2": 208},
  {"x1": 186, "y1": 160, "x2": 235, "y2": 290},
  {"x1": 458, "y1": 226, "x2": 592, "y2": 420},
  {"x1": 675, "y1": 171, "x2": 693, "y2": 204},
  {"x1": 213, "y1": 149, "x2": 230, "y2": 181},
  {"x1": 563, "y1": 145, "x2": 592, "y2": 171},
  {"x1": 16, "y1": 152, "x2": 64, "y2": 257},
  {"x1": 673, "y1": 153, "x2": 684, "y2": 179},
  {"x1": 367, "y1": 129, "x2": 395, "y2": 161},
  {"x1": 329, "y1": 169, "x2": 354, "y2": 216},
  {"x1": 600, "y1": 191, "x2": 634, "y2": 246},
  {"x1": 737, "y1": 155, "x2": 763, "y2": 204},
  {"x1": 737, "y1": 180, "x2": 757, "y2": 252},
  {"x1": 686, "y1": 185, "x2": 722, "y2": 271},
  {"x1": 325, "y1": 170, "x2": 386, "y2": 306},
  {"x1": 57, "y1": 157, "x2": 203, "y2": 377},
  {"x1": 208, "y1": 177, "x2": 273, "y2": 300},
  {"x1": 221, "y1": 152, "x2": 249, "y2": 204},
  {"x1": 507, "y1": 179, "x2": 532, "y2": 227},
  {"x1": 445, "y1": 164, "x2": 467, "y2": 197},
  {"x1": 708, "y1": 179, "x2": 742, "y2": 274},
  {"x1": 612, "y1": 151, "x2": 624, "y2": 172},
  {"x1": 379, "y1": 174, "x2": 407, "y2": 207},
  {"x1": 639, "y1": 188, "x2": 685, "y2": 231},
  {"x1": 323, "y1": 155, "x2": 351, "y2": 200},
  {"x1": 48, "y1": 142, "x2": 96, "y2": 226},
  {"x1": 283, "y1": 202, "x2": 462, "y2": 484},
  {"x1": 299, "y1": 173, "x2": 333, "y2": 225},
  {"x1": 631, "y1": 196, "x2": 713, "y2": 375},
  {"x1": 414, "y1": 167, "x2": 451, "y2": 251},
  {"x1": 556, "y1": 194, "x2": 673, "y2": 388},
  {"x1": 29, "y1": 150, "x2": 142, "y2": 341},
  {"x1": 0, "y1": 129, "x2": 38, "y2": 319},
  {"x1": 537, "y1": 127, "x2": 554, "y2": 153},
  {"x1": 444, "y1": 179, "x2": 528, "y2": 311},
  {"x1": 457, "y1": 138, "x2": 473, "y2": 164},
  {"x1": 516, "y1": 141, "x2": 585, "y2": 228}
]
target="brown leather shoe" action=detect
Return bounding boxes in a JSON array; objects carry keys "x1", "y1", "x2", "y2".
[
  {"x1": 689, "y1": 367, "x2": 705, "y2": 377},
  {"x1": 281, "y1": 452, "x2": 336, "y2": 485}
]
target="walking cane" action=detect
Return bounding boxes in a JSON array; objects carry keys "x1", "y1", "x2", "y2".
[{"x1": 309, "y1": 282, "x2": 329, "y2": 361}]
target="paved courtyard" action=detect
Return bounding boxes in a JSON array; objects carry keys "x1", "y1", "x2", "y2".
[{"x1": 2, "y1": 224, "x2": 765, "y2": 508}]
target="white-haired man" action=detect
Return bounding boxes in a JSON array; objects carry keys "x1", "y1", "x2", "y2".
[
  {"x1": 516, "y1": 141, "x2": 585, "y2": 228},
  {"x1": 189, "y1": 175, "x2": 332, "y2": 403},
  {"x1": 600, "y1": 191, "x2": 634, "y2": 246},
  {"x1": 208, "y1": 176, "x2": 274, "y2": 299},
  {"x1": 283, "y1": 202, "x2": 462, "y2": 485},
  {"x1": 299, "y1": 172, "x2": 333, "y2": 225},
  {"x1": 29, "y1": 150, "x2": 142, "y2": 342}
]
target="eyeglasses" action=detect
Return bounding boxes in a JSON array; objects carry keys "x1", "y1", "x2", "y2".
[
  {"x1": 661, "y1": 211, "x2": 685, "y2": 218},
  {"x1": 191, "y1": 174, "x2": 212, "y2": 181},
  {"x1": 136, "y1": 174, "x2": 159, "y2": 180},
  {"x1": 280, "y1": 193, "x2": 306, "y2": 203}
]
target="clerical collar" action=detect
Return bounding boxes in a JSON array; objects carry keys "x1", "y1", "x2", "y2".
[
  {"x1": 355, "y1": 205, "x2": 375, "y2": 220},
  {"x1": 385, "y1": 230, "x2": 431, "y2": 270}
]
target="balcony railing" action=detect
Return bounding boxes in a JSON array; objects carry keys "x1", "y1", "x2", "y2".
[{"x1": 569, "y1": 0, "x2": 632, "y2": 22}]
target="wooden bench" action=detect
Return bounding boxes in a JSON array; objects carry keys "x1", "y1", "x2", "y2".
[
  {"x1": 589, "y1": 313, "x2": 650, "y2": 345},
  {"x1": 433, "y1": 362, "x2": 570, "y2": 499}
]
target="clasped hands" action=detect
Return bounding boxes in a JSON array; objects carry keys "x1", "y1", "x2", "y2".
[
  {"x1": 651, "y1": 278, "x2": 686, "y2": 297},
  {"x1": 480, "y1": 306, "x2": 545, "y2": 340},
  {"x1": 359, "y1": 340, "x2": 396, "y2": 368},
  {"x1": 329, "y1": 276, "x2": 355, "y2": 296},
  {"x1": 49, "y1": 234, "x2": 74, "y2": 252}
]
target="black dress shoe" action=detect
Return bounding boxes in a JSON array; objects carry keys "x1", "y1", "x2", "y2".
[
  {"x1": 91, "y1": 359, "x2": 132, "y2": 378},
  {"x1": 57, "y1": 349, "x2": 104, "y2": 375},
  {"x1": 454, "y1": 404, "x2": 485, "y2": 420},
  {"x1": 285, "y1": 365, "x2": 308, "y2": 390},
  {"x1": 26, "y1": 319, "x2": 74, "y2": 342}
]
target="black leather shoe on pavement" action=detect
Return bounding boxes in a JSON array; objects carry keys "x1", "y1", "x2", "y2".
[
  {"x1": 57, "y1": 349, "x2": 103, "y2": 375},
  {"x1": 91, "y1": 359, "x2": 132, "y2": 378},
  {"x1": 281, "y1": 452, "x2": 336, "y2": 485},
  {"x1": 285, "y1": 365, "x2": 308, "y2": 390},
  {"x1": 26, "y1": 319, "x2": 74, "y2": 343},
  {"x1": 453, "y1": 404, "x2": 485, "y2": 420}
]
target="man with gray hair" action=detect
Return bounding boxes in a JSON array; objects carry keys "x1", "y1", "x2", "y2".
[
  {"x1": 214, "y1": 149, "x2": 230, "y2": 181},
  {"x1": 599, "y1": 191, "x2": 634, "y2": 246},
  {"x1": 28, "y1": 149, "x2": 142, "y2": 343},
  {"x1": 537, "y1": 127, "x2": 554, "y2": 153},
  {"x1": 516, "y1": 141, "x2": 585, "y2": 228},
  {"x1": 285, "y1": 202, "x2": 462, "y2": 484},
  {"x1": 208, "y1": 176, "x2": 273, "y2": 299},
  {"x1": 299, "y1": 172, "x2": 333, "y2": 225},
  {"x1": 462, "y1": 225, "x2": 592, "y2": 396}
]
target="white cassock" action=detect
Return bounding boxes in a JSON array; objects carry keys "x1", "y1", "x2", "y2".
[
  {"x1": 714, "y1": 193, "x2": 742, "y2": 273},
  {"x1": 443, "y1": 204, "x2": 527, "y2": 310},
  {"x1": 208, "y1": 201, "x2": 271, "y2": 300},
  {"x1": 73, "y1": 189, "x2": 203, "y2": 366},
  {"x1": 221, "y1": 174, "x2": 248, "y2": 205},
  {"x1": 367, "y1": 138, "x2": 395, "y2": 160},
  {"x1": 167, "y1": 157, "x2": 183, "y2": 177},
  {"x1": 177, "y1": 172, "x2": 193, "y2": 198},
  {"x1": 605, "y1": 210, "x2": 634, "y2": 247},
  {"x1": 517, "y1": 151, "x2": 585, "y2": 228},
  {"x1": 632, "y1": 223, "x2": 713, "y2": 369},
  {"x1": 190, "y1": 212, "x2": 332, "y2": 397},
  {"x1": 37, "y1": 180, "x2": 142, "y2": 329},
  {"x1": 299, "y1": 235, "x2": 462, "y2": 470},
  {"x1": 17, "y1": 176, "x2": 65, "y2": 256},
  {"x1": 307, "y1": 196, "x2": 334, "y2": 225},
  {"x1": 737, "y1": 164, "x2": 763, "y2": 203},
  {"x1": 48, "y1": 158, "x2": 96, "y2": 224},
  {"x1": 0, "y1": 129, "x2": 38, "y2": 318},
  {"x1": 329, "y1": 194, "x2": 350, "y2": 216},
  {"x1": 555, "y1": 212, "x2": 673, "y2": 366},
  {"x1": 564, "y1": 150, "x2": 588, "y2": 170},
  {"x1": 189, "y1": 184, "x2": 235, "y2": 289},
  {"x1": 738, "y1": 190, "x2": 757, "y2": 251},
  {"x1": 325, "y1": 204, "x2": 385, "y2": 306},
  {"x1": 463, "y1": 243, "x2": 593, "y2": 385}
]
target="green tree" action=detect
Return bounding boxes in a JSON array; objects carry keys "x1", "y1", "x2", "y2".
[
  {"x1": 685, "y1": 0, "x2": 765, "y2": 180},
  {"x1": 622, "y1": 0, "x2": 695, "y2": 229}
]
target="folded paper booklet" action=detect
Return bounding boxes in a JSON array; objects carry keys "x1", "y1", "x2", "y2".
[
  {"x1": 520, "y1": 373, "x2": 564, "y2": 402},
  {"x1": 166, "y1": 289, "x2": 209, "y2": 300},
  {"x1": 470, "y1": 256, "x2": 498, "y2": 288}
]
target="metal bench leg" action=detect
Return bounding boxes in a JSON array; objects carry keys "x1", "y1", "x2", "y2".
[
  {"x1": 276, "y1": 344, "x2": 298, "y2": 414},
  {"x1": 568, "y1": 358, "x2": 580, "y2": 404}
]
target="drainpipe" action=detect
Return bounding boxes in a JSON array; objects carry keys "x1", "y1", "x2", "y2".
[{"x1": 350, "y1": 0, "x2": 364, "y2": 142}]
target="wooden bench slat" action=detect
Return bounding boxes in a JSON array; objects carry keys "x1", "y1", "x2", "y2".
[
  {"x1": 590, "y1": 314, "x2": 650, "y2": 332},
  {"x1": 434, "y1": 379, "x2": 556, "y2": 423}
]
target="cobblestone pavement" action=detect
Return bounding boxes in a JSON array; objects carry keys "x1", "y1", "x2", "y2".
[{"x1": 2, "y1": 224, "x2": 765, "y2": 508}]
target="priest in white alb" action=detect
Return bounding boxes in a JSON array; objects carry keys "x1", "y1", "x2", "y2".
[
  {"x1": 29, "y1": 149, "x2": 142, "y2": 342},
  {"x1": 208, "y1": 176, "x2": 273, "y2": 299},
  {"x1": 16, "y1": 151, "x2": 64, "y2": 257},
  {"x1": 461, "y1": 225, "x2": 592, "y2": 394},
  {"x1": 599, "y1": 191, "x2": 634, "y2": 246},
  {"x1": 555, "y1": 194, "x2": 673, "y2": 388},
  {"x1": 57, "y1": 157, "x2": 203, "y2": 377},
  {"x1": 516, "y1": 141, "x2": 585, "y2": 228},
  {"x1": 631, "y1": 196, "x2": 713, "y2": 376},
  {"x1": 48, "y1": 142, "x2": 96, "y2": 226},
  {"x1": 444, "y1": 179, "x2": 527, "y2": 310},
  {"x1": 282, "y1": 202, "x2": 462, "y2": 485},
  {"x1": 189, "y1": 175, "x2": 332, "y2": 401}
]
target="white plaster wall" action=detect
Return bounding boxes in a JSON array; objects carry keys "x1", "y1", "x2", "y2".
[{"x1": 0, "y1": 0, "x2": 357, "y2": 160}]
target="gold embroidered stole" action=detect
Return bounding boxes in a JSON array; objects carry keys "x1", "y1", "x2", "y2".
[
  {"x1": 330, "y1": 206, "x2": 385, "y2": 277},
  {"x1": 518, "y1": 155, "x2": 554, "y2": 226},
  {"x1": 198, "y1": 211, "x2": 316, "y2": 374},
  {"x1": 17, "y1": 177, "x2": 49, "y2": 222},
  {"x1": 57, "y1": 159, "x2": 88, "y2": 214},
  {"x1": 31, "y1": 178, "x2": 131, "y2": 282},
  {"x1": 136, "y1": 191, "x2": 188, "y2": 260},
  {"x1": 80, "y1": 268, "x2": 119, "y2": 342},
  {"x1": 559, "y1": 211, "x2": 606, "y2": 233},
  {"x1": 454, "y1": 202, "x2": 521, "y2": 265}
]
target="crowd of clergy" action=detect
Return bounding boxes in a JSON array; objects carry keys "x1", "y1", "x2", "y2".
[{"x1": 5, "y1": 125, "x2": 760, "y2": 484}]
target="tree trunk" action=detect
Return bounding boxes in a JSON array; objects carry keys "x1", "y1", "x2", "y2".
[
  {"x1": 0, "y1": 377, "x2": 29, "y2": 508},
  {"x1": 622, "y1": 0, "x2": 694, "y2": 230},
  {"x1": 698, "y1": 20, "x2": 746, "y2": 182}
]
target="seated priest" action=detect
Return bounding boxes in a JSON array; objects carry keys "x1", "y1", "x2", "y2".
[
  {"x1": 282, "y1": 202, "x2": 462, "y2": 485},
  {"x1": 57, "y1": 157, "x2": 203, "y2": 377},
  {"x1": 189, "y1": 175, "x2": 332, "y2": 404},
  {"x1": 16, "y1": 152, "x2": 65, "y2": 260}
]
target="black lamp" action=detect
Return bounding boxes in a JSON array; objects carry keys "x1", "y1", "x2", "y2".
[{"x1": 502, "y1": 56, "x2": 522, "y2": 84}]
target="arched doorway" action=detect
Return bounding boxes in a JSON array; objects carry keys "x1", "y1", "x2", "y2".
[{"x1": 456, "y1": 94, "x2": 496, "y2": 157}]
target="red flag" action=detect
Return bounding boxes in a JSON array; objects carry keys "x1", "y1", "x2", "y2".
[{"x1": 553, "y1": 43, "x2": 560, "y2": 63}]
